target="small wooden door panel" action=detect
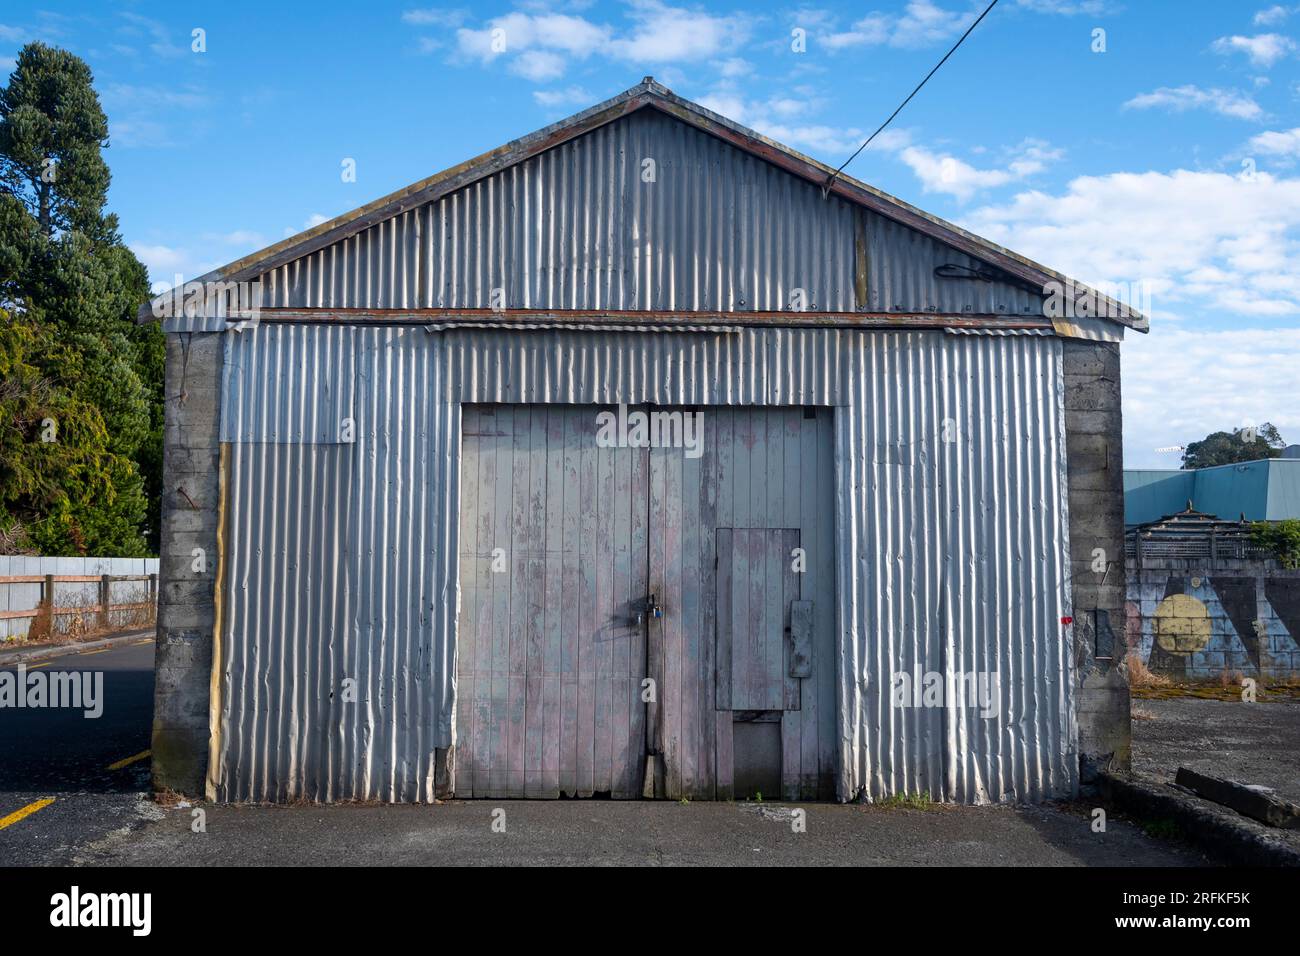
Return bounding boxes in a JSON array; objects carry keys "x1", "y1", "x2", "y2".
[{"x1": 715, "y1": 528, "x2": 801, "y2": 712}]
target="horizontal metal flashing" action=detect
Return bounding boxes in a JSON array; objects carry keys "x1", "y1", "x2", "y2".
[{"x1": 170, "y1": 307, "x2": 1056, "y2": 334}]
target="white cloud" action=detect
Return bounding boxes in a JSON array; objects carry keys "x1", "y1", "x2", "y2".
[
  {"x1": 109, "y1": 118, "x2": 173, "y2": 149},
  {"x1": 533, "y1": 85, "x2": 595, "y2": 108},
  {"x1": 1015, "y1": 0, "x2": 1111, "y2": 13},
  {"x1": 456, "y1": 12, "x2": 611, "y2": 63},
  {"x1": 823, "y1": 1, "x2": 974, "y2": 50},
  {"x1": 103, "y1": 83, "x2": 207, "y2": 110},
  {"x1": 819, "y1": 0, "x2": 1114, "y2": 50},
  {"x1": 768, "y1": 96, "x2": 812, "y2": 119},
  {"x1": 102, "y1": 83, "x2": 209, "y2": 148},
  {"x1": 758, "y1": 122, "x2": 873, "y2": 156},
  {"x1": 202, "y1": 229, "x2": 267, "y2": 247},
  {"x1": 1211, "y1": 32, "x2": 1296, "y2": 68},
  {"x1": 129, "y1": 243, "x2": 220, "y2": 290},
  {"x1": 1124, "y1": 85, "x2": 1263, "y2": 121},
  {"x1": 608, "y1": 0, "x2": 748, "y2": 62},
  {"x1": 509, "y1": 49, "x2": 567, "y2": 81},
  {"x1": 696, "y1": 91, "x2": 749, "y2": 121},
  {"x1": 963, "y1": 169, "x2": 1300, "y2": 322},
  {"x1": 1122, "y1": 328, "x2": 1300, "y2": 467},
  {"x1": 696, "y1": 86, "x2": 1052, "y2": 199},
  {"x1": 1253, "y1": 5, "x2": 1296, "y2": 27},
  {"x1": 444, "y1": 2, "x2": 743, "y2": 80},
  {"x1": 821, "y1": 16, "x2": 888, "y2": 50},
  {"x1": 282, "y1": 213, "x2": 330, "y2": 239},
  {"x1": 117, "y1": 12, "x2": 187, "y2": 58},
  {"x1": 694, "y1": 89, "x2": 875, "y2": 155},
  {"x1": 131, "y1": 243, "x2": 189, "y2": 275},
  {"x1": 1247, "y1": 126, "x2": 1300, "y2": 159},
  {"x1": 898, "y1": 139, "x2": 1062, "y2": 201},
  {"x1": 716, "y1": 57, "x2": 752, "y2": 78},
  {"x1": 401, "y1": 8, "x2": 470, "y2": 27}
]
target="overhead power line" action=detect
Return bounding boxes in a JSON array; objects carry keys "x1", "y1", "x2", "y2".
[{"x1": 823, "y1": 0, "x2": 1001, "y2": 196}]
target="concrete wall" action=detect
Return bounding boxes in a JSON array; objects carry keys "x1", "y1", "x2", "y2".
[
  {"x1": 1127, "y1": 562, "x2": 1300, "y2": 680},
  {"x1": 1063, "y1": 340, "x2": 1131, "y2": 783},
  {"x1": 151, "y1": 332, "x2": 222, "y2": 795}
]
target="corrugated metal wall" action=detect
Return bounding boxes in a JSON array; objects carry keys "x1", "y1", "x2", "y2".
[
  {"x1": 837, "y1": 334, "x2": 1075, "y2": 802},
  {"x1": 860, "y1": 209, "x2": 1044, "y2": 316},
  {"x1": 216, "y1": 324, "x2": 1075, "y2": 803},
  {"x1": 257, "y1": 109, "x2": 1039, "y2": 317},
  {"x1": 217, "y1": 325, "x2": 459, "y2": 801}
]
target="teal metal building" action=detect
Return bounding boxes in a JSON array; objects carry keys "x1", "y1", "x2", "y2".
[{"x1": 1125, "y1": 457, "x2": 1300, "y2": 527}]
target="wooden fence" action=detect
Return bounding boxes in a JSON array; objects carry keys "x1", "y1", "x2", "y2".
[{"x1": 0, "y1": 573, "x2": 158, "y2": 633}]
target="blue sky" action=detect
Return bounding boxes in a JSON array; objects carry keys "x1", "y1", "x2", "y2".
[{"x1": 2, "y1": 0, "x2": 1298, "y2": 466}]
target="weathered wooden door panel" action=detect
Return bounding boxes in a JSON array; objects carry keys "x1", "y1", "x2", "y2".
[
  {"x1": 458, "y1": 404, "x2": 835, "y2": 802},
  {"x1": 716, "y1": 528, "x2": 801, "y2": 712},
  {"x1": 649, "y1": 406, "x2": 834, "y2": 802},
  {"x1": 456, "y1": 405, "x2": 648, "y2": 798}
]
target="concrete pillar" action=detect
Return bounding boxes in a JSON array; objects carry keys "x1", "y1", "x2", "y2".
[
  {"x1": 1063, "y1": 339, "x2": 1131, "y2": 785},
  {"x1": 151, "y1": 331, "x2": 223, "y2": 796}
]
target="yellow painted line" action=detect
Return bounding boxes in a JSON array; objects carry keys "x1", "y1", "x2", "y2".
[
  {"x1": 79, "y1": 648, "x2": 109, "y2": 656},
  {"x1": 107, "y1": 750, "x2": 151, "y2": 771},
  {"x1": 25, "y1": 661, "x2": 50, "y2": 669},
  {"x1": 132, "y1": 639, "x2": 152, "y2": 646},
  {"x1": 0, "y1": 798, "x2": 55, "y2": 831}
]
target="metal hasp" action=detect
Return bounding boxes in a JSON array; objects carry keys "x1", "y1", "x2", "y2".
[{"x1": 634, "y1": 593, "x2": 663, "y2": 626}]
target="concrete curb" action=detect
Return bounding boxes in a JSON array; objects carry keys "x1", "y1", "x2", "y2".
[
  {"x1": 0, "y1": 629, "x2": 155, "y2": 667},
  {"x1": 1099, "y1": 772, "x2": 1300, "y2": 867}
]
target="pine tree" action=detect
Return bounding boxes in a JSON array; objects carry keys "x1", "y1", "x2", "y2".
[
  {"x1": 0, "y1": 42, "x2": 111, "y2": 239},
  {"x1": 0, "y1": 43, "x2": 161, "y2": 555}
]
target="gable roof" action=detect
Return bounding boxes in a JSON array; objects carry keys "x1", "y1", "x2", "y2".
[{"x1": 140, "y1": 78, "x2": 1146, "y2": 332}]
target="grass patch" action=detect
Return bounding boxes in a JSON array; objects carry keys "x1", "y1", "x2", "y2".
[
  {"x1": 1131, "y1": 681, "x2": 1300, "y2": 702},
  {"x1": 1141, "y1": 818, "x2": 1181, "y2": 841},
  {"x1": 877, "y1": 790, "x2": 934, "y2": 810},
  {"x1": 1127, "y1": 655, "x2": 1171, "y2": 689}
]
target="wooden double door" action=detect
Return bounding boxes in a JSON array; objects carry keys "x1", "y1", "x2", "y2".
[{"x1": 455, "y1": 404, "x2": 834, "y2": 800}]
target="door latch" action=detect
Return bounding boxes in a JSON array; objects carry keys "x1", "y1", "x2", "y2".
[{"x1": 636, "y1": 593, "x2": 663, "y2": 626}]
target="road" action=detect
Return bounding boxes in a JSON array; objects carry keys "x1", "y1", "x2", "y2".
[
  {"x1": 0, "y1": 636, "x2": 156, "y2": 866},
  {"x1": 76, "y1": 798, "x2": 1208, "y2": 867}
]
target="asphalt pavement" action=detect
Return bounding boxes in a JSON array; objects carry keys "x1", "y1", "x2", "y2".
[
  {"x1": 0, "y1": 635, "x2": 156, "y2": 866},
  {"x1": 71, "y1": 797, "x2": 1209, "y2": 866},
  {"x1": 1131, "y1": 696, "x2": 1300, "y2": 854}
]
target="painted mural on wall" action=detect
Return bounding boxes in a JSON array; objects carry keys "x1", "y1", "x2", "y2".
[{"x1": 1126, "y1": 572, "x2": 1300, "y2": 679}]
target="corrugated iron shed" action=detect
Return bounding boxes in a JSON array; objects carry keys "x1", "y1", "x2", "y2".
[{"x1": 145, "y1": 78, "x2": 1137, "y2": 806}]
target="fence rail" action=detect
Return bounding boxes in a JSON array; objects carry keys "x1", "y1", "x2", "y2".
[
  {"x1": 1125, "y1": 529, "x2": 1275, "y2": 566},
  {"x1": 0, "y1": 573, "x2": 158, "y2": 624}
]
